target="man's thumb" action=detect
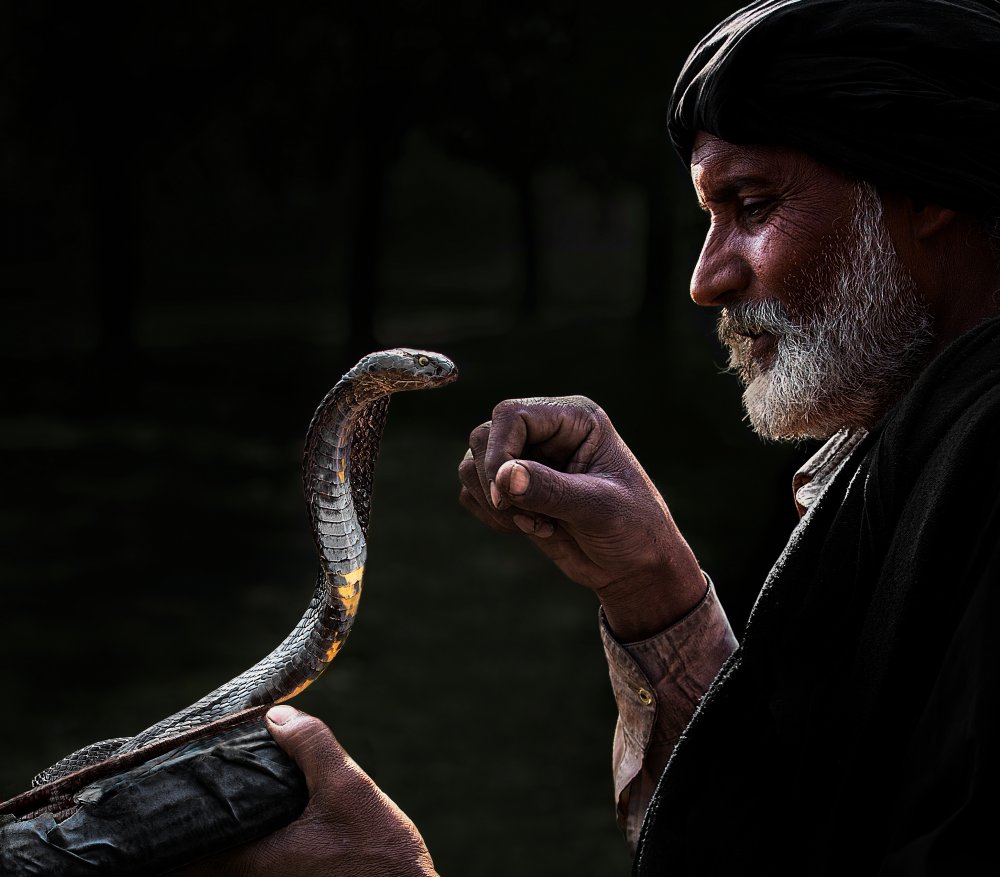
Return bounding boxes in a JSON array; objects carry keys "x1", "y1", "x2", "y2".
[
  {"x1": 495, "y1": 459, "x2": 615, "y2": 526},
  {"x1": 265, "y1": 706, "x2": 346, "y2": 797}
]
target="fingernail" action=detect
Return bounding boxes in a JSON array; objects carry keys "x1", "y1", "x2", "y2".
[
  {"x1": 508, "y1": 462, "x2": 529, "y2": 496},
  {"x1": 513, "y1": 513, "x2": 555, "y2": 538},
  {"x1": 512, "y1": 513, "x2": 536, "y2": 534},
  {"x1": 267, "y1": 705, "x2": 297, "y2": 726},
  {"x1": 489, "y1": 480, "x2": 502, "y2": 508}
]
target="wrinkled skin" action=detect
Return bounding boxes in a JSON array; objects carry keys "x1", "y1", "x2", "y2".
[
  {"x1": 457, "y1": 395, "x2": 707, "y2": 641},
  {"x1": 172, "y1": 706, "x2": 437, "y2": 877}
]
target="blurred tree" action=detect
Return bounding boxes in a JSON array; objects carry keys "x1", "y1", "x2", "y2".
[
  {"x1": 426, "y1": 1, "x2": 575, "y2": 318},
  {"x1": 338, "y1": 1, "x2": 449, "y2": 357},
  {"x1": 2, "y1": 5, "x2": 147, "y2": 368},
  {"x1": 1, "y1": 5, "x2": 360, "y2": 363}
]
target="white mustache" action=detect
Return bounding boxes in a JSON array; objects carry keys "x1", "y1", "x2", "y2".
[{"x1": 718, "y1": 299, "x2": 799, "y2": 341}]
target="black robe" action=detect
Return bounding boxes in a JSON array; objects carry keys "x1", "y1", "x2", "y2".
[{"x1": 635, "y1": 314, "x2": 1000, "y2": 874}]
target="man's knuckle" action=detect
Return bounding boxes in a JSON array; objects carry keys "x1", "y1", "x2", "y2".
[
  {"x1": 457, "y1": 457, "x2": 477, "y2": 482},
  {"x1": 468, "y1": 422, "x2": 491, "y2": 448}
]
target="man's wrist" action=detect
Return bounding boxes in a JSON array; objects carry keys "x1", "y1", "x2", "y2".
[{"x1": 599, "y1": 567, "x2": 710, "y2": 642}]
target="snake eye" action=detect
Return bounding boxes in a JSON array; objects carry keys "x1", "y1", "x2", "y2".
[{"x1": 417, "y1": 355, "x2": 430, "y2": 367}]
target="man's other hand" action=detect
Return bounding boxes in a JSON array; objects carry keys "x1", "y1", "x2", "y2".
[{"x1": 458, "y1": 395, "x2": 706, "y2": 640}]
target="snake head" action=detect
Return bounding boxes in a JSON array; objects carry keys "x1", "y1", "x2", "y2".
[{"x1": 354, "y1": 348, "x2": 459, "y2": 391}]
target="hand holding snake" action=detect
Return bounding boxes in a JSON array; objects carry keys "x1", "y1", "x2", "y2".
[{"x1": 172, "y1": 705, "x2": 438, "y2": 877}]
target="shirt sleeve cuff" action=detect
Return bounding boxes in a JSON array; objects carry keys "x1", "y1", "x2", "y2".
[{"x1": 600, "y1": 574, "x2": 738, "y2": 838}]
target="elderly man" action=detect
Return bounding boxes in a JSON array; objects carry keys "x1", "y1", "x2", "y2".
[{"x1": 180, "y1": 0, "x2": 1000, "y2": 873}]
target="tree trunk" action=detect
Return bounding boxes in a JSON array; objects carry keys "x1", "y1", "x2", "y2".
[
  {"x1": 514, "y1": 168, "x2": 540, "y2": 319},
  {"x1": 637, "y1": 147, "x2": 673, "y2": 338}
]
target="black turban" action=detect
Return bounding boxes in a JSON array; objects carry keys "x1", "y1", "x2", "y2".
[{"x1": 668, "y1": 0, "x2": 1000, "y2": 217}]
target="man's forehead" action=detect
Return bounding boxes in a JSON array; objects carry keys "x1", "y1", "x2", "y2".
[
  {"x1": 690, "y1": 131, "x2": 842, "y2": 203},
  {"x1": 691, "y1": 133, "x2": 785, "y2": 193}
]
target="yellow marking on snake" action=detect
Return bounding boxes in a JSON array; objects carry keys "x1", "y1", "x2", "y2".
[
  {"x1": 341, "y1": 565, "x2": 364, "y2": 586},
  {"x1": 276, "y1": 566, "x2": 366, "y2": 699},
  {"x1": 277, "y1": 678, "x2": 314, "y2": 702},
  {"x1": 336, "y1": 565, "x2": 364, "y2": 618}
]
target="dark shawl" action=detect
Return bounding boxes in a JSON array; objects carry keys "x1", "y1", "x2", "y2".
[
  {"x1": 667, "y1": 0, "x2": 1000, "y2": 217},
  {"x1": 635, "y1": 313, "x2": 1000, "y2": 873}
]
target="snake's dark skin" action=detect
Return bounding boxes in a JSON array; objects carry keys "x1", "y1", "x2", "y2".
[{"x1": 32, "y1": 348, "x2": 457, "y2": 788}]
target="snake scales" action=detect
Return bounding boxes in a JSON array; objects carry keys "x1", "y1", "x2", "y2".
[{"x1": 32, "y1": 348, "x2": 457, "y2": 788}]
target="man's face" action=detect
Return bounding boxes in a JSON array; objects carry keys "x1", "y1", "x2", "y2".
[{"x1": 689, "y1": 132, "x2": 933, "y2": 440}]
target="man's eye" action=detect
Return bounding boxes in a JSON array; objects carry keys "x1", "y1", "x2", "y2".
[{"x1": 740, "y1": 198, "x2": 774, "y2": 220}]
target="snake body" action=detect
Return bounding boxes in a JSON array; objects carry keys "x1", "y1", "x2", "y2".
[{"x1": 33, "y1": 348, "x2": 457, "y2": 787}]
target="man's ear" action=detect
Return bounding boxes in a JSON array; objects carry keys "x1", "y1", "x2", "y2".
[
  {"x1": 904, "y1": 198, "x2": 957, "y2": 241},
  {"x1": 879, "y1": 191, "x2": 958, "y2": 244}
]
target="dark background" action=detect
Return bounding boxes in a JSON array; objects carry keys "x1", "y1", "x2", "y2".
[{"x1": 0, "y1": 3, "x2": 813, "y2": 873}]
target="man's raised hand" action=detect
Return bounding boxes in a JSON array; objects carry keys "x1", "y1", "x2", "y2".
[{"x1": 458, "y1": 396, "x2": 706, "y2": 640}]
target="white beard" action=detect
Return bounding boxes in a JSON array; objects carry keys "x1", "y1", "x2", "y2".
[{"x1": 717, "y1": 182, "x2": 934, "y2": 440}]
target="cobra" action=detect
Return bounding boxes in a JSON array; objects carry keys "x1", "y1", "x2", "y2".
[{"x1": 33, "y1": 348, "x2": 458, "y2": 787}]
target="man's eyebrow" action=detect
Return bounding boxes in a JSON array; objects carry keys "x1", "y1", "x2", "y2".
[{"x1": 697, "y1": 173, "x2": 776, "y2": 209}]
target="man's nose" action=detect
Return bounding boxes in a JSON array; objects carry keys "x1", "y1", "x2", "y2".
[{"x1": 690, "y1": 227, "x2": 751, "y2": 308}]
